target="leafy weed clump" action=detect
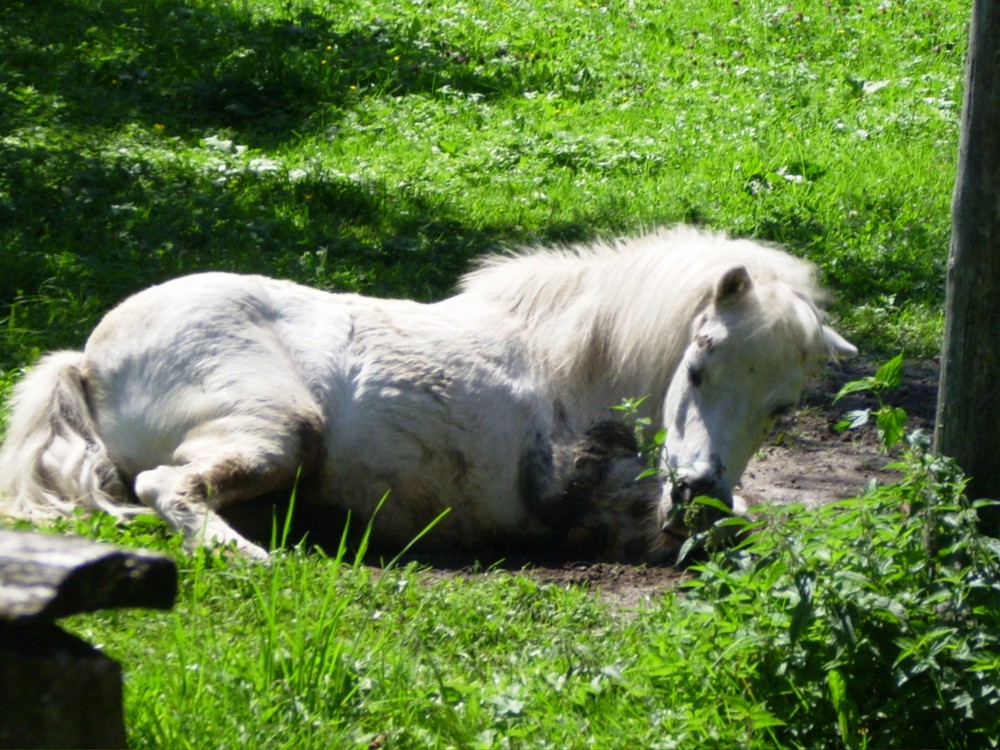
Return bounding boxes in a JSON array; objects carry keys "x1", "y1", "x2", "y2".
[{"x1": 642, "y1": 401, "x2": 1000, "y2": 748}]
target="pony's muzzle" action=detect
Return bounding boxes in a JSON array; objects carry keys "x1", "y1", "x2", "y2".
[
  {"x1": 659, "y1": 471, "x2": 733, "y2": 540},
  {"x1": 669, "y1": 476, "x2": 731, "y2": 509}
]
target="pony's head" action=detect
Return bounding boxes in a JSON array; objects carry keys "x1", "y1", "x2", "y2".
[
  {"x1": 460, "y1": 225, "x2": 857, "y2": 561},
  {"x1": 656, "y1": 262, "x2": 856, "y2": 549}
]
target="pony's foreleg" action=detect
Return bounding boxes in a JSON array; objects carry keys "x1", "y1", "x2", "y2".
[
  {"x1": 134, "y1": 412, "x2": 324, "y2": 560},
  {"x1": 134, "y1": 465, "x2": 270, "y2": 559}
]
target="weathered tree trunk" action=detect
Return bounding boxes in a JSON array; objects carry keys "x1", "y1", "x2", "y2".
[{"x1": 935, "y1": 0, "x2": 1000, "y2": 532}]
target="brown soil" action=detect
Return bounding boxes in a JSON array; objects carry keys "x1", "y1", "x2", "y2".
[
  {"x1": 409, "y1": 359, "x2": 941, "y2": 609},
  {"x1": 739, "y1": 358, "x2": 938, "y2": 510}
]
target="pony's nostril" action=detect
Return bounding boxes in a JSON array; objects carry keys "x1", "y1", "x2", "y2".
[{"x1": 672, "y1": 479, "x2": 717, "y2": 504}]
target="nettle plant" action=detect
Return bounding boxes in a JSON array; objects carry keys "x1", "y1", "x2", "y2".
[
  {"x1": 643, "y1": 357, "x2": 1000, "y2": 749},
  {"x1": 834, "y1": 352, "x2": 908, "y2": 452}
]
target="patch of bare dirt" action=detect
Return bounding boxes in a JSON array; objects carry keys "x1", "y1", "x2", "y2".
[
  {"x1": 520, "y1": 562, "x2": 690, "y2": 609},
  {"x1": 418, "y1": 560, "x2": 690, "y2": 611},
  {"x1": 739, "y1": 358, "x2": 938, "y2": 510},
  {"x1": 411, "y1": 360, "x2": 940, "y2": 609}
]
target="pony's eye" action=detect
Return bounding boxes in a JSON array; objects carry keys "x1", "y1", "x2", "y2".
[{"x1": 687, "y1": 364, "x2": 705, "y2": 388}]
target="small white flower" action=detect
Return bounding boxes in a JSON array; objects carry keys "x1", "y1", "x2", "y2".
[
  {"x1": 202, "y1": 134, "x2": 236, "y2": 153},
  {"x1": 862, "y1": 80, "x2": 890, "y2": 95}
]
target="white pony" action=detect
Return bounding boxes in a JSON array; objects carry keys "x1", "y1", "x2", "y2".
[{"x1": 0, "y1": 227, "x2": 855, "y2": 562}]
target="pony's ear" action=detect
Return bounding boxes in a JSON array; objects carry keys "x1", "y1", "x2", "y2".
[
  {"x1": 823, "y1": 325, "x2": 858, "y2": 359},
  {"x1": 715, "y1": 265, "x2": 753, "y2": 305}
]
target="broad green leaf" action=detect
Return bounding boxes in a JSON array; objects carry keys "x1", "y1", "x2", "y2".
[
  {"x1": 691, "y1": 495, "x2": 732, "y2": 514},
  {"x1": 834, "y1": 377, "x2": 879, "y2": 402},
  {"x1": 827, "y1": 668, "x2": 861, "y2": 750},
  {"x1": 676, "y1": 534, "x2": 701, "y2": 565},
  {"x1": 876, "y1": 406, "x2": 908, "y2": 450},
  {"x1": 836, "y1": 409, "x2": 871, "y2": 432},
  {"x1": 874, "y1": 352, "x2": 905, "y2": 390}
]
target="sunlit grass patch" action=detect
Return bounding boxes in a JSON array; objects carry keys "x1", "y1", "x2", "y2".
[{"x1": 0, "y1": 0, "x2": 965, "y2": 371}]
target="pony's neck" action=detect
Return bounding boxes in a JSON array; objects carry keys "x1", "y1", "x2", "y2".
[{"x1": 457, "y1": 226, "x2": 832, "y2": 429}]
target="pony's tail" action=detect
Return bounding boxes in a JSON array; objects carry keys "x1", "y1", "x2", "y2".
[{"x1": 0, "y1": 351, "x2": 135, "y2": 520}]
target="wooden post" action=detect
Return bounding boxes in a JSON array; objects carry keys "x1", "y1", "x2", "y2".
[
  {"x1": 934, "y1": 0, "x2": 1000, "y2": 531},
  {"x1": 0, "y1": 530, "x2": 177, "y2": 749}
]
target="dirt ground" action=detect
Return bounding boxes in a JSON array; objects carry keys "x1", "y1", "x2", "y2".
[
  {"x1": 739, "y1": 358, "x2": 938, "y2": 509},
  {"x1": 415, "y1": 359, "x2": 941, "y2": 608}
]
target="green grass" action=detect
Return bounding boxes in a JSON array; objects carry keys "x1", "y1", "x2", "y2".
[
  {"x1": 2, "y1": 0, "x2": 992, "y2": 747},
  {"x1": 22, "y1": 436, "x2": 1000, "y2": 749},
  {"x1": 0, "y1": 0, "x2": 966, "y2": 377}
]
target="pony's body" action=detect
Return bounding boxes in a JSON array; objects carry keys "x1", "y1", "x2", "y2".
[
  {"x1": 86, "y1": 274, "x2": 554, "y2": 549},
  {"x1": 0, "y1": 227, "x2": 855, "y2": 561}
]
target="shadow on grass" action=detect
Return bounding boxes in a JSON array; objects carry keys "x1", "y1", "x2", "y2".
[
  {"x1": 0, "y1": 0, "x2": 608, "y2": 368},
  {"x1": 0, "y1": 138, "x2": 604, "y2": 366},
  {"x1": 2, "y1": 0, "x2": 551, "y2": 147}
]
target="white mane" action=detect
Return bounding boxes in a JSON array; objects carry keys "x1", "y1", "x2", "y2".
[{"x1": 459, "y1": 226, "x2": 832, "y2": 413}]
